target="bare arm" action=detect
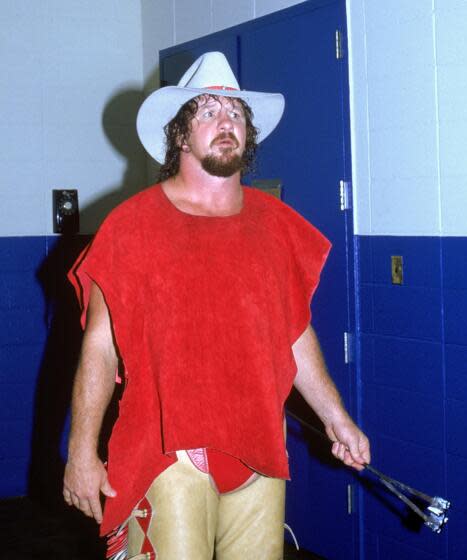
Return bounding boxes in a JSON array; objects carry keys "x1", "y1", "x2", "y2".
[
  {"x1": 63, "y1": 281, "x2": 118, "y2": 522},
  {"x1": 292, "y1": 324, "x2": 370, "y2": 470}
]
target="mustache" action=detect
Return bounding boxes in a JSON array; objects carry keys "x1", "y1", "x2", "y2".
[{"x1": 210, "y1": 132, "x2": 239, "y2": 148}]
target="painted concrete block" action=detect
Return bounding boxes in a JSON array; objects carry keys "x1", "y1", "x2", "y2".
[
  {"x1": 0, "y1": 309, "x2": 47, "y2": 346},
  {"x1": 367, "y1": 66, "x2": 436, "y2": 135},
  {"x1": 440, "y1": 178, "x2": 467, "y2": 237},
  {"x1": 0, "y1": 192, "x2": 47, "y2": 238},
  {"x1": 0, "y1": 459, "x2": 29, "y2": 498},
  {"x1": 437, "y1": 65, "x2": 467, "y2": 124},
  {"x1": 0, "y1": 124, "x2": 43, "y2": 164},
  {"x1": 372, "y1": 285, "x2": 442, "y2": 341},
  {"x1": 370, "y1": 176, "x2": 440, "y2": 236},
  {"x1": 174, "y1": 0, "x2": 212, "y2": 44},
  {"x1": 255, "y1": 0, "x2": 306, "y2": 18},
  {"x1": 372, "y1": 337, "x2": 442, "y2": 398},
  {"x1": 371, "y1": 236, "x2": 441, "y2": 288},
  {"x1": 0, "y1": 344, "x2": 44, "y2": 385},
  {"x1": 0, "y1": 237, "x2": 46, "y2": 272},
  {"x1": 442, "y1": 237, "x2": 467, "y2": 288},
  {"x1": 0, "y1": 0, "x2": 43, "y2": 20},
  {"x1": 365, "y1": 5, "x2": 434, "y2": 81},
  {"x1": 363, "y1": 384, "x2": 444, "y2": 450},
  {"x1": 43, "y1": 123, "x2": 114, "y2": 164},
  {"x1": 0, "y1": 272, "x2": 45, "y2": 312},
  {"x1": 435, "y1": 5, "x2": 467, "y2": 65},
  {"x1": 44, "y1": 0, "x2": 119, "y2": 20},
  {"x1": 369, "y1": 126, "x2": 438, "y2": 182},
  {"x1": 212, "y1": 0, "x2": 253, "y2": 31},
  {"x1": 0, "y1": 420, "x2": 33, "y2": 459},
  {"x1": 0, "y1": 76, "x2": 43, "y2": 126},
  {"x1": 0, "y1": 383, "x2": 36, "y2": 422},
  {"x1": 141, "y1": 0, "x2": 174, "y2": 86},
  {"x1": 365, "y1": 0, "x2": 432, "y2": 26},
  {"x1": 439, "y1": 119, "x2": 467, "y2": 177}
]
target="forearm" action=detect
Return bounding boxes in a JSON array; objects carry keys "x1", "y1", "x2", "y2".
[
  {"x1": 64, "y1": 282, "x2": 118, "y2": 521},
  {"x1": 67, "y1": 282, "x2": 118, "y2": 460},
  {"x1": 292, "y1": 325, "x2": 349, "y2": 426},
  {"x1": 68, "y1": 334, "x2": 117, "y2": 460},
  {"x1": 292, "y1": 325, "x2": 370, "y2": 468}
]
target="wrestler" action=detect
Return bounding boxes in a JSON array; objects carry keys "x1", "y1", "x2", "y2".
[{"x1": 63, "y1": 52, "x2": 370, "y2": 560}]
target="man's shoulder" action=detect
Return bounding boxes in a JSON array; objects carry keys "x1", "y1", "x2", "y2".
[
  {"x1": 245, "y1": 186, "x2": 309, "y2": 226},
  {"x1": 245, "y1": 186, "x2": 329, "y2": 250}
]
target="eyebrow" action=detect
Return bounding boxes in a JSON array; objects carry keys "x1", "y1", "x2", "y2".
[{"x1": 198, "y1": 98, "x2": 243, "y2": 110}]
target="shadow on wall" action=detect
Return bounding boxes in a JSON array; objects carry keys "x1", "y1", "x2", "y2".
[
  {"x1": 82, "y1": 85, "x2": 160, "y2": 232},
  {"x1": 28, "y1": 234, "x2": 106, "y2": 552},
  {"x1": 27, "y1": 67, "x2": 160, "y2": 533}
]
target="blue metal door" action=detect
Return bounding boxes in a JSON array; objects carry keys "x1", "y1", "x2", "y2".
[
  {"x1": 160, "y1": 1, "x2": 356, "y2": 558},
  {"x1": 240, "y1": 4, "x2": 356, "y2": 559}
]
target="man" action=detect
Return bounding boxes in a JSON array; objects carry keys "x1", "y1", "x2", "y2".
[{"x1": 64, "y1": 52, "x2": 370, "y2": 560}]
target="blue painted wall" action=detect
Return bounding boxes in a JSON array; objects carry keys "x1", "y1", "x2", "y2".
[
  {"x1": 357, "y1": 235, "x2": 467, "y2": 560},
  {"x1": 0, "y1": 236, "x2": 89, "y2": 504}
]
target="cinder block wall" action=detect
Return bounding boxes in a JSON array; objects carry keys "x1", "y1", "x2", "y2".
[
  {"x1": 0, "y1": 0, "x2": 145, "y2": 497},
  {"x1": 348, "y1": 1, "x2": 467, "y2": 558}
]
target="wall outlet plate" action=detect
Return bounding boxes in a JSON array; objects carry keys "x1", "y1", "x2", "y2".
[{"x1": 391, "y1": 255, "x2": 403, "y2": 285}]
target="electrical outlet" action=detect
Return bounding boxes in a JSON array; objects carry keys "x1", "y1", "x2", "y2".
[{"x1": 391, "y1": 255, "x2": 403, "y2": 285}]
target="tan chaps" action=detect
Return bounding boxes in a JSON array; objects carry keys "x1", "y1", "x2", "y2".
[{"x1": 127, "y1": 451, "x2": 286, "y2": 560}]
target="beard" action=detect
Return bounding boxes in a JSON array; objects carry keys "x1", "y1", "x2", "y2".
[
  {"x1": 201, "y1": 153, "x2": 243, "y2": 177},
  {"x1": 201, "y1": 132, "x2": 244, "y2": 177}
]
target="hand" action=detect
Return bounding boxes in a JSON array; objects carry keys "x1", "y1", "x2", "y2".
[
  {"x1": 325, "y1": 416, "x2": 370, "y2": 471},
  {"x1": 63, "y1": 454, "x2": 116, "y2": 523}
]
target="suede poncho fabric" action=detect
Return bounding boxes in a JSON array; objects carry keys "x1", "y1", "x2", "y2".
[{"x1": 69, "y1": 183, "x2": 331, "y2": 535}]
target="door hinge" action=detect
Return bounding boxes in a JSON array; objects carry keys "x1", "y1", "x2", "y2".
[
  {"x1": 339, "y1": 180, "x2": 352, "y2": 211},
  {"x1": 344, "y1": 332, "x2": 354, "y2": 364},
  {"x1": 336, "y1": 30, "x2": 344, "y2": 59},
  {"x1": 347, "y1": 483, "x2": 355, "y2": 514}
]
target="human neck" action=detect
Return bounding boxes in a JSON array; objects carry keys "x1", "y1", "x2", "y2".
[{"x1": 162, "y1": 162, "x2": 243, "y2": 217}]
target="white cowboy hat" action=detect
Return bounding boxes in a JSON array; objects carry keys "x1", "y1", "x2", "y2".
[{"x1": 136, "y1": 51, "x2": 285, "y2": 163}]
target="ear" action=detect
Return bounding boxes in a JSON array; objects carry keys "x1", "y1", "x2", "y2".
[
  {"x1": 179, "y1": 136, "x2": 191, "y2": 153},
  {"x1": 176, "y1": 133, "x2": 190, "y2": 153}
]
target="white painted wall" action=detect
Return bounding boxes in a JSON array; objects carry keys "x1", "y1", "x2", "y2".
[
  {"x1": 347, "y1": 0, "x2": 467, "y2": 236},
  {"x1": 7, "y1": 0, "x2": 462, "y2": 238},
  {"x1": 0, "y1": 0, "x2": 306, "y2": 237},
  {"x1": 0, "y1": 1, "x2": 145, "y2": 235}
]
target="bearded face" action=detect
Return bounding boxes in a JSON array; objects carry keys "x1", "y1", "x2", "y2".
[
  {"x1": 181, "y1": 96, "x2": 247, "y2": 177},
  {"x1": 201, "y1": 132, "x2": 243, "y2": 177}
]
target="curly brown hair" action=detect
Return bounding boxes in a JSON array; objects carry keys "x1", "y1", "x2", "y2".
[{"x1": 157, "y1": 94, "x2": 258, "y2": 182}]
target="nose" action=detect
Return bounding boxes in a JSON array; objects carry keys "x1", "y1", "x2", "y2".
[{"x1": 218, "y1": 110, "x2": 234, "y2": 131}]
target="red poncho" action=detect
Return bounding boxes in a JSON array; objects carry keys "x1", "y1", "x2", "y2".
[{"x1": 69, "y1": 184, "x2": 331, "y2": 535}]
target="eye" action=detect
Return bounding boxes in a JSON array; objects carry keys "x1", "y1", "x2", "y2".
[
  {"x1": 200, "y1": 109, "x2": 215, "y2": 119},
  {"x1": 229, "y1": 108, "x2": 244, "y2": 120}
]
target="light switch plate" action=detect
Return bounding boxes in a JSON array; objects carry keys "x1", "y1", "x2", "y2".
[{"x1": 391, "y1": 255, "x2": 403, "y2": 285}]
